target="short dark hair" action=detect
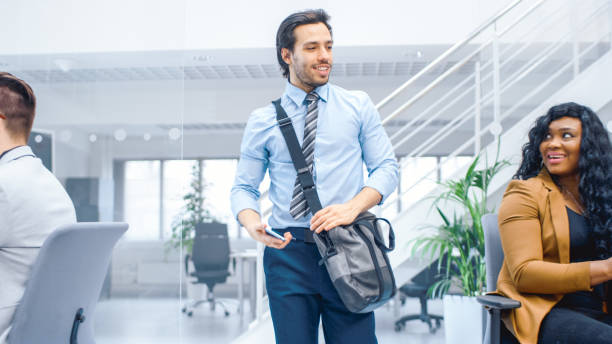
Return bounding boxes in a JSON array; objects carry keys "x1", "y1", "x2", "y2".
[
  {"x1": 276, "y1": 9, "x2": 332, "y2": 79},
  {"x1": 0, "y1": 72, "x2": 36, "y2": 139}
]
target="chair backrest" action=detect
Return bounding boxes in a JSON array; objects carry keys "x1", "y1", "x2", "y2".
[
  {"x1": 410, "y1": 254, "x2": 448, "y2": 287},
  {"x1": 191, "y1": 222, "x2": 230, "y2": 272},
  {"x1": 482, "y1": 213, "x2": 504, "y2": 293},
  {"x1": 8, "y1": 222, "x2": 128, "y2": 344}
]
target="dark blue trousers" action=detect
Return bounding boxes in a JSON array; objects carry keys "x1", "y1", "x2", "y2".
[{"x1": 264, "y1": 228, "x2": 377, "y2": 344}]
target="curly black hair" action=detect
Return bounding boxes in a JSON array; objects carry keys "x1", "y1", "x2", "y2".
[{"x1": 514, "y1": 102, "x2": 612, "y2": 259}]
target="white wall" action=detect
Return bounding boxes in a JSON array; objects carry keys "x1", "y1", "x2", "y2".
[{"x1": 0, "y1": 0, "x2": 511, "y2": 54}]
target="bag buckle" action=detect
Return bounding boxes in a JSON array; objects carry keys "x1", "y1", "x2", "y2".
[
  {"x1": 278, "y1": 117, "x2": 292, "y2": 127},
  {"x1": 318, "y1": 246, "x2": 338, "y2": 266}
]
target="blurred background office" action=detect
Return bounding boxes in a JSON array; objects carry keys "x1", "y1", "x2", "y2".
[{"x1": 2, "y1": 0, "x2": 612, "y2": 343}]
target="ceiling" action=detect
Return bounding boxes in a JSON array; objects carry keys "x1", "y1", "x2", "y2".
[{"x1": 3, "y1": 43, "x2": 600, "y2": 83}]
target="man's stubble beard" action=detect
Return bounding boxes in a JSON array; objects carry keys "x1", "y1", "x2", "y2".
[{"x1": 294, "y1": 63, "x2": 331, "y2": 90}]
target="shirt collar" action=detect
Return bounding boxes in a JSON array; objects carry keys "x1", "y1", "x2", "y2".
[
  {"x1": 0, "y1": 145, "x2": 33, "y2": 165},
  {"x1": 284, "y1": 81, "x2": 329, "y2": 106}
]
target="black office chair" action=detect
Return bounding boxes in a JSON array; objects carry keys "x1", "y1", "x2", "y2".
[
  {"x1": 394, "y1": 258, "x2": 445, "y2": 334},
  {"x1": 181, "y1": 221, "x2": 232, "y2": 317},
  {"x1": 476, "y1": 214, "x2": 521, "y2": 344}
]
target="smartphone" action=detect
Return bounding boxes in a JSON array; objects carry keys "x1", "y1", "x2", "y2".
[{"x1": 265, "y1": 227, "x2": 286, "y2": 241}]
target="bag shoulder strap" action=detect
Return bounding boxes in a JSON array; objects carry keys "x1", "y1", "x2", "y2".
[
  {"x1": 271, "y1": 98, "x2": 323, "y2": 213},
  {"x1": 272, "y1": 98, "x2": 336, "y2": 258}
]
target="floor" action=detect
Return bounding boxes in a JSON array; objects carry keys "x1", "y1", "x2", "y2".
[{"x1": 94, "y1": 297, "x2": 446, "y2": 344}]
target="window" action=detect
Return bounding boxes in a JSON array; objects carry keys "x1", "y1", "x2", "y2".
[
  {"x1": 163, "y1": 160, "x2": 199, "y2": 240},
  {"x1": 124, "y1": 161, "x2": 161, "y2": 240},
  {"x1": 202, "y1": 159, "x2": 240, "y2": 237},
  {"x1": 121, "y1": 158, "x2": 241, "y2": 240}
]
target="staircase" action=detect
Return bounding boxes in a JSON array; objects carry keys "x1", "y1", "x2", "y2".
[
  {"x1": 234, "y1": 0, "x2": 612, "y2": 341},
  {"x1": 378, "y1": 0, "x2": 612, "y2": 275}
]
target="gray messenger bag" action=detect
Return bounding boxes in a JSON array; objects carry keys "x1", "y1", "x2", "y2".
[{"x1": 272, "y1": 99, "x2": 397, "y2": 313}]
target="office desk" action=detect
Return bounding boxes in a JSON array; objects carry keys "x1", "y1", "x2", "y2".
[{"x1": 231, "y1": 249, "x2": 257, "y2": 322}]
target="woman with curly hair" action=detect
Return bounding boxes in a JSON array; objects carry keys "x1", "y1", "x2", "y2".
[{"x1": 495, "y1": 102, "x2": 612, "y2": 344}]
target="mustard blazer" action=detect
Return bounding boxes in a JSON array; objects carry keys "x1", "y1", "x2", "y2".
[{"x1": 496, "y1": 169, "x2": 593, "y2": 344}]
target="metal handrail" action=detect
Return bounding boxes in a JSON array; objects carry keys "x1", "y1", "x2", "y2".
[
  {"x1": 381, "y1": 0, "x2": 548, "y2": 130},
  {"x1": 386, "y1": 2, "x2": 611, "y2": 213},
  {"x1": 389, "y1": 2, "x2": 567, "y2": 148},
  {"x1": 377, "y1": 0, "x2": 545, "y2": 119},
  {"x1": 394, "y1": 0, "x2": 608, "y2": 168}
]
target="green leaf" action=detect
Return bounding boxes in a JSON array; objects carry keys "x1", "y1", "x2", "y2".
[{"x1": 411, "y1": 144, "x2": 510, "y2": 297}]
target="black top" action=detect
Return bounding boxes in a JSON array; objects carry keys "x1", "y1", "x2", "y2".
[
  {"x1": 567, "y1": 207, "x2": 594, "y2": 263},
  {"x1": 558, "y1": 207, "x2": 606, "y2": 311}
]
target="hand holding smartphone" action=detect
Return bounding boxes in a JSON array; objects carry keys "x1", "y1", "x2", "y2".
[{"x1": 265, "y1": 227, "x2": 286, "y2": 241}]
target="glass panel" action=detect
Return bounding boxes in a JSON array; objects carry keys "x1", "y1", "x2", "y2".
[
  {"x1": 163, "y1": 159, "x2": 199, "y2": 240},
  {"x1": 3, "y1": 4, "x2": 187, "y2": 337},
  {"x1": 124, "y1": 161, "x2": 161, "y2": 240},
  {"x1": 202, "y1": 159, "x2": 240, "y2": 237}
]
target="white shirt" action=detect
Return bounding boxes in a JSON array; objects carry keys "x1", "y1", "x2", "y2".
[{"x1": 0, "y1": 146, "x2": 76, "y2": 343}]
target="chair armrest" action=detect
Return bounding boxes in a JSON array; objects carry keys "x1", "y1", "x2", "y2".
[{"x1": 477, "y1": 295, "x2": 521, "y2": 310}]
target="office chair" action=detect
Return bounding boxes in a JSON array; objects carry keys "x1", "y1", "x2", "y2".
[
  {"x1": 394, "y1": 258, "x2": 445, "y2": 334},
  {"x1": 7, "y1": 222, "x2": 128, "y2": 344},
  {"x1": 476, "y1": 214, "x2": 521, "y2": 344},
  {"x1": 182, "y1": 222, "x2": 232, "y2": 317}
]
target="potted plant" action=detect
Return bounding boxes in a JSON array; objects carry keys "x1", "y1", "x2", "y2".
[
  {"x1": 411, "y1": 148, "x2": 509, "y2": 344},
  {"x1": 166, "y1": 163, "x2": 216, "y2": 300}
]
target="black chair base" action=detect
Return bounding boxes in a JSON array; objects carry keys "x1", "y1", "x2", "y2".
[
  {"x1": 182, "y1": 285, "x2": 236, "y2": 317},
  {"x1": 182, "y1": 299, "x2": 231, "y2": 317},
  {"x1": 395, "y1": 293, "x2": 443, "y2": 334},
  {"x1": 394, "y1": 313, "x2": 442, "y2": 333}
]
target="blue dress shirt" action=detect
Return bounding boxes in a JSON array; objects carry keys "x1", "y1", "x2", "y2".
[{"x1": 231, "y1": 82, "x2": 399, "y2": 229}]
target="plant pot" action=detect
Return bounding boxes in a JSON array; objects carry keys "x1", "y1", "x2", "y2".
[{"x1": 443, "y1": 294, "x2": 484, "y2": 344}]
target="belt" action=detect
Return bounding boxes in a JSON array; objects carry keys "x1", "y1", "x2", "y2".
[{"x1": 281, "y1": 227, "x2": 315, "y2": 243}]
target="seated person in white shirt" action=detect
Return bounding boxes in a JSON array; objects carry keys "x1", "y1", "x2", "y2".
[{"x1": 0, "y1": 72, "x2": 76, "y2": 343}]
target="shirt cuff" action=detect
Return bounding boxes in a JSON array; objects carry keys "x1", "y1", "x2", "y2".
[
  {"x1": 230, "y1": 188, "x2": 261, "y2": 220},
  {"x1": 364, "y1": 161, "x2": 399, "y2": 205},
  {"x1": 364, "y1": 178, "x2": 395, "y2": 205}
]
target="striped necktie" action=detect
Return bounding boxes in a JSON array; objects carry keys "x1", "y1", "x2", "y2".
[{"x1": 289, "y1": 92, "x2": 320, "y2": 219}]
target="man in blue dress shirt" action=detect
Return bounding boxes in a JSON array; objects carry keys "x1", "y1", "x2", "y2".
[{"x1": 230, "y1": 9, "x2": 398, "y2": 344}]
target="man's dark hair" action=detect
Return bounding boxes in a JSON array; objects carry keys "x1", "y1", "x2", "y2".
[
  {"x1": 0, "y1": 72, "x2": 36, "y2": 139},
  {"x1": 276, "y1": 9, "x2": 332, "y2": 79}
]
